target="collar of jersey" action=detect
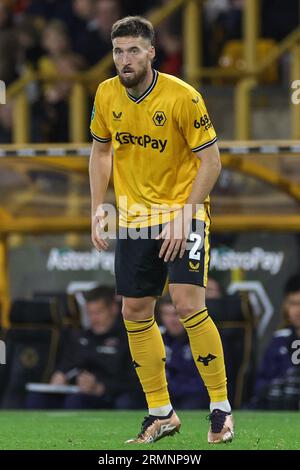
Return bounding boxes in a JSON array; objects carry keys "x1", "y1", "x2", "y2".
[{"x1": 126, "y1": 69, "x2": 158, "y2": 104}]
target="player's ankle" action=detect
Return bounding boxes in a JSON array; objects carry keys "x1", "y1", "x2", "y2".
[
  {"x1": 210, "y1": 400, "x2": 231, "y2": 413},
  {"x1": 149, "y1": 403, "x2": 173, "y2": 417}
]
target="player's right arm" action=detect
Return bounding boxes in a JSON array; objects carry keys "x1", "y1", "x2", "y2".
[
  {"x1": 89, "y1": 138, "x2": 112, "y2": 251},
  {"x1": 89, "y1": 82, "x2": 112, "y2": 251}
]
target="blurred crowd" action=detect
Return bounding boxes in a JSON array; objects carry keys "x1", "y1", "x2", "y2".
[
  {"x1": 0, "y1": 273, "x2": 299, "y2": 411},
  {"x1": 0, "y1": 0, "x2": 299, "y2": 143}
]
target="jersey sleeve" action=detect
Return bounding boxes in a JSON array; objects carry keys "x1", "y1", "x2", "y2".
[
  {"x1": 176, "y1": 91, "x2": 217, "y2": 153},
  {"x1": 90, "y1": 84, "x2": 112, "y2": 143}
]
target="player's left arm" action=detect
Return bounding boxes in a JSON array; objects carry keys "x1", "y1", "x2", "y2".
[
  {"x1": 158, "y1": 92, "x2": 221, "y2": 262},
  {"x1": 158, "y1": 142, "x2": 221, "y2": 262},
  {"x1": 185, "y1": 141, "x2": 221, "y2": 217}
]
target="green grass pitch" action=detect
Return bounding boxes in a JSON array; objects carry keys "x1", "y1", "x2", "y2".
[{"x1": 0, "y1": 411, "x2": 299, "y2": 450}]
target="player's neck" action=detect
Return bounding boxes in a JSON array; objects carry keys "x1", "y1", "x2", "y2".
[{"x1": 127, "y1": 68, "x2": 154, "y2": 99}]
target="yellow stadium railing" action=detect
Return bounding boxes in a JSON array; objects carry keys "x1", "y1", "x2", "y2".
[
  {"x1": 1, "y1": 139, "x2": 300, "y2": 327},
  {"x1": 4, "y1": 0, "x2": 300, "y2": 143},
  {"x1": 1, "y1": 140, "x2": 300, "y2": 232},
  {"x1": 6, "y1": 0, "x2": 194, "y2": 144}
]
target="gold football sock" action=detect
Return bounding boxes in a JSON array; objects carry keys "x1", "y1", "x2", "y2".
[
  {"x1": 124, "y1": 317, "x2": 171, "y2": 409},
  {"x1": 181, "y1": 308, "x2": 228, "y2": 402}
]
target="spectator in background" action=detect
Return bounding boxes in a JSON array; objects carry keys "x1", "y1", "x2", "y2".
[
  {"x1": 154, "y1": 1, "x2": 182, "y2": 75},
  {"x1": 207, "y1": 0, "x2": 244, "y2": 65},
  {"x1": 71, "y1": 0, "x2": 100, "y2": 65},
  {"x1": 253, "y1": 273, "x2": 300, "y2": 409},
  {"x1": 94, "y1": 0, "x2": 121, "y2": 55},
  {"x1": 11, "y1": 0, "x2": 31, "y2": 17},
  {"x1": 27, "y1": 286, "x2": 142, "y2": 409},
  {"x1": 73, "y1": 0, "x2": 96, "y2": 21},
  {"x1": 39, "y1": 51, "x2": 86, "y2": 142},
  {"x1": 25, "y1": 0, "x2": 73, "y2": 24},
  {"x1": 157, "y1": 296, "x2": 209, "y2": 409},
  {"x1": 36, "y1": 20, "x2": 86, "y2": 141},
  {"x1": 156, "y1": 27, "x2": 182, "y2": 76},
  {"x1": 40, "y1": 20, "x2": 73, "y2": 67},
  {"x1": 16, "y1": 19, "x2": 43, "y2": 72},
  {"x1": 204, "y1": 0, "x2": 229, "y2": 25},
  {"x1": 206, "y1": 277, "x2": 223, "y2": 300},
  {"x1": 0, "y1": 0, "x2": 13, "y2": 31},
  {"x1": 71, "y1": 0, "x2": 122, "y2": 66},
  {"x1": 0, "y1": 9, "x2": 18, "y2": 143},
  {"x1": 0, "y1": 1, "x2": 18, "y2": 84},
  {"x1": 261, "y1": 0, "x2": 299, "y2": 41},
  {"x1": 125, "y1": 0, "x2": 160, "y2": 16},
  {"x1": 0, "y1": 101, "x2": 13, "y2": 143},
  {"x1": 216, "y1": 0, "x2": 244, "y2": 41},
  {"x1": 0, "y1": 30, "x2": 18, "y2": 84}
]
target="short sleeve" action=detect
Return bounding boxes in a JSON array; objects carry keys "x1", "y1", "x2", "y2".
[
  {"x1": 176, "y1": 91, "x2": 217, "y2": 153},
  {"x1": 90, "y1": 85, "x2": 112, "y2": 143}
]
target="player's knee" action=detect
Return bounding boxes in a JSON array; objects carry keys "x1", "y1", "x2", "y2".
[
  {"x1": 122, "y1": 303, "x2": 138, "y2": 320},
  {"x1": 170, "y1": 286, "x2": 206, "y2": 319},
  {"x1": 174, "y1": 302, "x2": 198, "y2": 319},
  {"x1": 172, "y1": 295, "x2": 206, "y2": 319},
  {"x1": 122, "y1": 300, "x2": 154, "y2": 321}
]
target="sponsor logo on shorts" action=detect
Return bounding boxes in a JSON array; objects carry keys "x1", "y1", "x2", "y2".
[{"x1": 189, "y1": 261, "x2": 200, "y2": 272}]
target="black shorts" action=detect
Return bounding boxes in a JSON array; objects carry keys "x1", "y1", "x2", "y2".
[{"x1": 115, "y1": 217, "x2": 210, "y2": 298}]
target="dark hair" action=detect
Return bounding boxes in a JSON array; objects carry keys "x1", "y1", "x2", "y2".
[
  {"x1": 284, "y1": 274, "x2": 300, "y2": 295},
  {"x1": 111, "y1": 16, "x2": 155, "y2": 46},
  {"x1": 83, "y1": 285, "x2": 115, "y2": 305},
  {"x1": 280, "y1": 274, "x2": 300, "y2": 327}
]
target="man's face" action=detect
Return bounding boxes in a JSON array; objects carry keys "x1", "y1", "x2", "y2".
[
  {"x1": 87, "y1": 299, "x2": 115, "y2": 333},
  {"x1": 73, "y1": 0, "x2": 94, "y2": 20},
  {"x1": 206, "y1": 278, "x2": 222, "y2": 300},
  {"x1": 160, "y1": 304, "x2": 184, "y2": 337},
  {"x1": 112, "y1": 35, "x2": 155, "y2": 88},
  {"x1": 286, "y1": 291, "x2": 300, "y2": 329}
]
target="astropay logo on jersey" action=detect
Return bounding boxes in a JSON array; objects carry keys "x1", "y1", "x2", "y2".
[{"x1": 115, "y1": 131, "x2": 167, "y2": 153}]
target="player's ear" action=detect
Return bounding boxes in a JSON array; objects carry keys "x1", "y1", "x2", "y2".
[{"x1": 149, "y1": 46, "x2": 156, "y2": 62}]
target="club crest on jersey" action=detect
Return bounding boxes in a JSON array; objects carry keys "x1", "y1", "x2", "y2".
[
  {"x1": 113, "y1": 111, "x2": 122, "y2": 121},
  {"x1": 153, "y1": 111, "x2": 167, "y2": 126}
]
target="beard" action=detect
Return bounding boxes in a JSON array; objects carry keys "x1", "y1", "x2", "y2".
[{"x1": 118, "y1": 66, "x2": 148, "y2": 88}]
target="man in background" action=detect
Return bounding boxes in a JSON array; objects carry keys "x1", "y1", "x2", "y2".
[{"x1": 27, "y1": 286, "x2": 142, "y2": 409}]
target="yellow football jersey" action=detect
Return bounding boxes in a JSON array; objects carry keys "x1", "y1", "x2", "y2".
[{"x1": 90, "y1": 70, "x2": 217, "y2": 227}]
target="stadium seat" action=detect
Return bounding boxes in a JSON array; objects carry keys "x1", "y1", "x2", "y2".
[
  {"x1": 33, "y1": 292, "x2": 81, "y2": 328},
  {"x1": 218, "y1": 39, "x2": 278, "y2": 84},
  {"x1": 0, "y1": 299, "x2": 62, "y2": 409}
]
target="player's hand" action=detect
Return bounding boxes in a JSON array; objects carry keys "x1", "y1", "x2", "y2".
[
  {"x1": 91, "y1": 206, "x2": 109, "y2": 251},
  {"x1": 156, "y1": 210, "x2": 192, "y2": 262},
  {"x1": 77, "y1": 371, "x2": 102, "y2": 394},
  {"x1": 50, "y1": 371, "x2": 67, "y2": 385}
]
